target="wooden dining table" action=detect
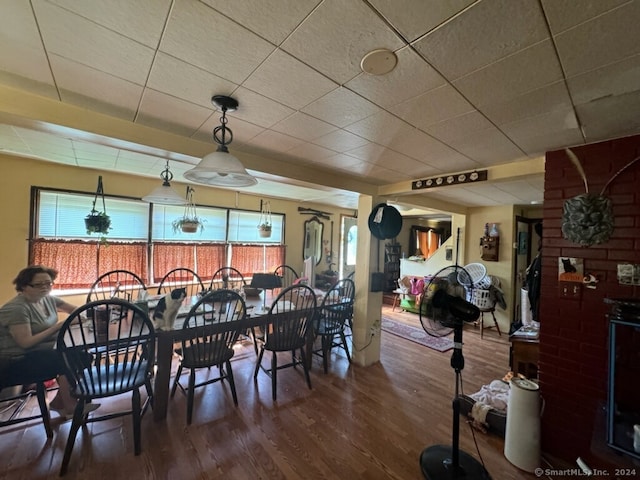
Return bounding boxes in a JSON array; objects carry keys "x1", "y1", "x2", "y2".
[{"x1": 151, "y1": 291, "x2": 322, "y2": 421}]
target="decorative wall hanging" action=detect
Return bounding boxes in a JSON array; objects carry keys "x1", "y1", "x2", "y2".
[
  {"x1": 85, "y1": 175, "x2": 111, "y2": 235},
  {"x1": 562, "y1": 149, "x2": 640, "y2": 247},
  {"x1": 412, "y1": 169, "x2": 487, "y2": 190},
  {"x1": 172, "y1": 186, "x2": 205, "y2": 233}
]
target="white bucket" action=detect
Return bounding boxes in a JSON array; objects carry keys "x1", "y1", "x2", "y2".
[{"x1": 504, "y1": 378, "x2": 541, "y2": 472}]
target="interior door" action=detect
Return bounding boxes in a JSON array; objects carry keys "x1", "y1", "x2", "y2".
[
  {"x1": 339, "y1": 215, "x2": 357, "y2": 279},
  {"x1": 512, "y1": 216, "x2": 542, "y2": 323}
]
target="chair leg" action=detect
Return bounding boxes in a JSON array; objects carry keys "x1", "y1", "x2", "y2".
[
  {"x1": 225, "y1": 360, "x2": 238, "y2": 406},
  {"x1": 271, "y1": 352, "x2": 278, "y2": 402},
  {"x1": 480, "y1": 311, "x2": 484, "y2": 339},
  {"x1": 491, "y1": 309, "x2": 502, "y2": 336},
  {"x1": 322, "y1": 335, "x2": 330, "y2": 374},
  {"x1": 250, "y1": 327, "x2": 259, "y2": 356},
  {"x1": 253, "y1": 347, "x2": 265, "y2": 379},
  {"x1": 35, "y1": 382, "x2": 53, "y2": 438},
  {"x1": 132, "y1": 388, "x2": 142, "y2": 455},
  {"x1": 339, "y1": 332, "x2": 351, "y2": 363},
  {"x1": 301, "y1": 347, "x2": 312, "y2": 390},
  {"x1": 171, "y1": 364, "x2": 183, "y2": 397},
  {"x1": 59, "y1": 401, "x2": 85, "y2": 475},
  {"x1": 187, "y1": 369, "x2": 196, "y2": 425}
]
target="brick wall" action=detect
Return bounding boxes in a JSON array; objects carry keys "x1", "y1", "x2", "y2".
[{"x1": 540, "y1": 135, "x2": 640, "y2": 466}]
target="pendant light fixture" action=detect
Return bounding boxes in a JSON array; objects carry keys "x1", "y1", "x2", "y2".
[
  {"x1": 142, "y1": 160, "x2": 188, "y2": 205},
  {"x1": 184, "y1": 95, "x2": 257, "y2": 187}
]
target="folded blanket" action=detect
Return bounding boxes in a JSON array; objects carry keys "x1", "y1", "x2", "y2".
[{"x1": 469, "y1": 379, "x2": 509, "y2": 412}]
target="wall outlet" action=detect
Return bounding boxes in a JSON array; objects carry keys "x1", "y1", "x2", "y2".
[{"x1": 370, "y1": 319, "x2": 381, "y2": 336}]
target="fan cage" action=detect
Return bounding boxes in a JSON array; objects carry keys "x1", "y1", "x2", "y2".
[{"x1": 457, "y1": 262, "x2": 487, "y2": 287}]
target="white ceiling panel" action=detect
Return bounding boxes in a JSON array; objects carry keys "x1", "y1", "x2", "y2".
[{"x1": 2, "y1": 0, "x2": 640, "y2": 210}]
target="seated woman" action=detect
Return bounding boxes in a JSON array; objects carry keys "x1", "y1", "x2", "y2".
[{"x1": 0, "y1": 265, "x2": 98, "y2": 419}]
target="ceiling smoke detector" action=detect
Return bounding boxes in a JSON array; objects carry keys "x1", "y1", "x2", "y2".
[{"x1": 360, "y1": 49, "x2": 397, "y2": 75}]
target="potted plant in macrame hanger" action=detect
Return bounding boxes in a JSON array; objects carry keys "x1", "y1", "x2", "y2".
[
  {"x1": 84, "y1": 175, "x2": 112, "y2": 236},
  {"x1": 172, "y1": 186, "x2": 205, "y2": 234},
  {"x1": 257, "y1": 199, "x2": 272, "y2": 238}
]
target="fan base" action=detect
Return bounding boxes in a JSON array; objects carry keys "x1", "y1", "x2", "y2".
[{"x1": 420, "y1": 445, "x2": 491, "y2": 479}]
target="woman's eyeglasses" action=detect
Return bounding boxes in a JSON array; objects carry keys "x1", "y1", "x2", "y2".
[{"x1": 28, "y1": 282, "x2": 54, "y2": 288}]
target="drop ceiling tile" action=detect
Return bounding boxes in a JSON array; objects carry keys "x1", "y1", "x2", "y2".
[
  {"x1": 412, "y1": 0, "x2": 548, "y2": 80},
  {"x1": 231, "y1": 87, "x2": 295, "y2": 129},
  {"x1": 31, "y1": 152, "x2": 78, "y2": 166},
  {"x1": 495, "y1": 178, "x2": 545, "y2": 204},
  {"x1": 281, "y1": 0, "x2": 405, "y2": 85},
  {"x1": 425, "y1": 187, "x2": 502, "y2": 207},
  {"x1": 0, "y1": 125, "x2": 28, "y2": 149},
  {"x1": 201, "y1": 0, "x2": 321, "y2": 45},
  {"x1": 576, "y1": 89, "x2": 640, "y2": 142},
  {"x1": 0, "y1": 1, "x2": 54, "y2": 85},
  {"x1": 368, "y1": 0, "x2": 475, "y2": 43},
  {"x1": 390, "y1": 84, "x2": 475, "y2": 130},
  {"x1": 566, "y1": 54, "x2": 640, "y2": 106},
  {"x1": 247, "y1": 129, "x2": 305, "y2": 153},
  {"x1": 450, "y1": 128, "x2": 525, "y2": 166},
  {"x1": 51, "y1": 55, "x2": 142, "y2": 121},
  {"x1": 554, "y1": 1, "x2": 640, "y2": 77},
  {"x1": 344, "y1": 110, "x2": 411, "y2": 145},
  {"x1": 136, "y1": 89, "x2": 212, "y2": 137},
  {"x1": 458, "y1": 182, "x2": 524, "y2": 204},
  {"x1": 243, "y1": 49, "x2": 338, "y2": 110},
  {"x1": 541, "y1": 0, "x2": 630, "y2": 34},
  {"x1": 346, "y1": 46, "x2": 445, "y2": 109},
  {"x1": 501, "y1": 107, "x2": 583, "y2": 155},
  {"x1": 302, "y1": 87, "x2": 381, "y2": 128},
  {"x1": 34, "y1": 0, "x2": 155, "y2": 85},
  {"x1": 453, "y1": 40, "x2": 563, "y2": 108},
  {"x1": 287, "y1": 142, "x2": 335, "y2": 162},
  {"x1": 72, "y1": 141, "x2": 121, "y2": 157},
  {"x1": 160, "y1": 0, "x2": 275, "y2": 85},
  {"x1": 316, "y1": 153, "x2": 367, "y2": 170},
  {"x1": 147, "y1": 53, "x2": 237, "y2": 109},
  {"x1": 48, "y1": 0, "x2": 173, "y2": 48},
  {"x1": 424, "y1": 111, "x2": 495, "y2": 144},
  {"x1": 271, "y1": 112, "x2": 337, "y2": 141},
  {"x1": 481, "y1": 81, "x2": 573, "y2": 126},
  {"x1": 312, "y1": 130, "x2": 370, "y2": 152}
]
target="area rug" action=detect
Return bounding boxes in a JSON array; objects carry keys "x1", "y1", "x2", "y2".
[{"x1": 381, "y1": 316, "x2": 454, "y2": 352}]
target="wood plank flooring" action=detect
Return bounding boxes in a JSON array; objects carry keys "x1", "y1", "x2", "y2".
[{"x1": 0, "y1": 306, "x2": 539, "y2": 479}]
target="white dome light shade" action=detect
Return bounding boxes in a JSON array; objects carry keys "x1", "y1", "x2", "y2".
[
  {"x1": 184, "y1": 148, "x2": 257, "y2": 187},
  {"x1": 142, "y1": 160, "x2": 188, "y2": 205},
  {"x1": 142, "y1": 183, "x2": 188, "y2": 204}
]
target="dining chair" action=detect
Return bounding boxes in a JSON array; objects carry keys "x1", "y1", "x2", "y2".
[
  {"x1": 0, "y1": 369, "x2": 54, "y2": 438},
  {"x1": 157, "y1": 267, "x2": 205, "y2": 298},
  {"x1": 208, "y1": 267, "x2": 247, "y2": 292},
  {"x1": 86, "y1": 270, "x2": 147, "y2": 303},
  {"x1": 273, "y1": 264, "x2": 299, "y2": 289},
  {"x1": 56, "y1": 299, "x2": 155, "y2": 475},
  {"x1": 171, "y1": 289, "x2": 246, "y2": 424},
  {"x1": 312, "y1": 278, "x2": 355, "y2": 373},
  {"x1": 253, "y1": 284, "x2": 317, "y2": 401}
]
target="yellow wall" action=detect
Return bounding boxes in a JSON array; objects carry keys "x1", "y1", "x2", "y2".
[
  {"x1": 465, "y1": 205, "x2": 516, "y2": 333},
  {"x1": 0, "y1": 153, "x2": 351, "y2": 305}
]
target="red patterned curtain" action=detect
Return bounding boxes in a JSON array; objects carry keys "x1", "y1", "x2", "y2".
[
  {"x1": 96, "y1": 242, "x2": 148, "y2": 284},
  {"x1": 195, "y1": 244, "x2": 227, "y2": 281},
  {"x1": 265, "y1": 245, "x2": 286, "y2": 272},
  {"x1": 231, "y1": 245, "x2": 285, "y2": 277},
  {"x1": 152, "y1": 243, "x2": 196, "y2": 282},
  {"x1": 31, "y1": 239, "x2": 99, "y2": 289}
]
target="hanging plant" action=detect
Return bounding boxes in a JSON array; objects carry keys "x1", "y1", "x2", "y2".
[
  {"x1": 257, "y1": 199, "x2": 272, "y2": 238},
  {"x1": 84, "y1": 176, "x2": 112, "y2": 235},
  {"x1": 172, "y1": 186, "x2": 205, "y2": 234}
]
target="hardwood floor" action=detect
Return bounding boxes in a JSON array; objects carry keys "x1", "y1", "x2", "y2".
[{"x1": 0, "y1": 306, "x2": 538, "y2": 479}]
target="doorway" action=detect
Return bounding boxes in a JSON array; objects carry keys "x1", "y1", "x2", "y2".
[
  {"x1": 512, "y1": 216, "x2": 542, "y2": 324},
  {"x1": 339, "y1": 215, "x2": 357, "y2": 279}
]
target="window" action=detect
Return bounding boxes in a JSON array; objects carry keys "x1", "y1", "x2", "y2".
[{"x1": 31, "y1": 188, "x2": 286, "y2": 290}]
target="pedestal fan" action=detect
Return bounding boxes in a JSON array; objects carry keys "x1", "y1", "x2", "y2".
[{"x1": 417, "y1": 238, "x2": 492, "y2": 479}]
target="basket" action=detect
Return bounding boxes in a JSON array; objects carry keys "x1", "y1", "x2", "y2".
[
  {"x1": 471, "y1": 288, "x2": 494, "y2": 310},
  {"x1": 457, "y1": 263, "x2": 487, "y2": 287}
]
